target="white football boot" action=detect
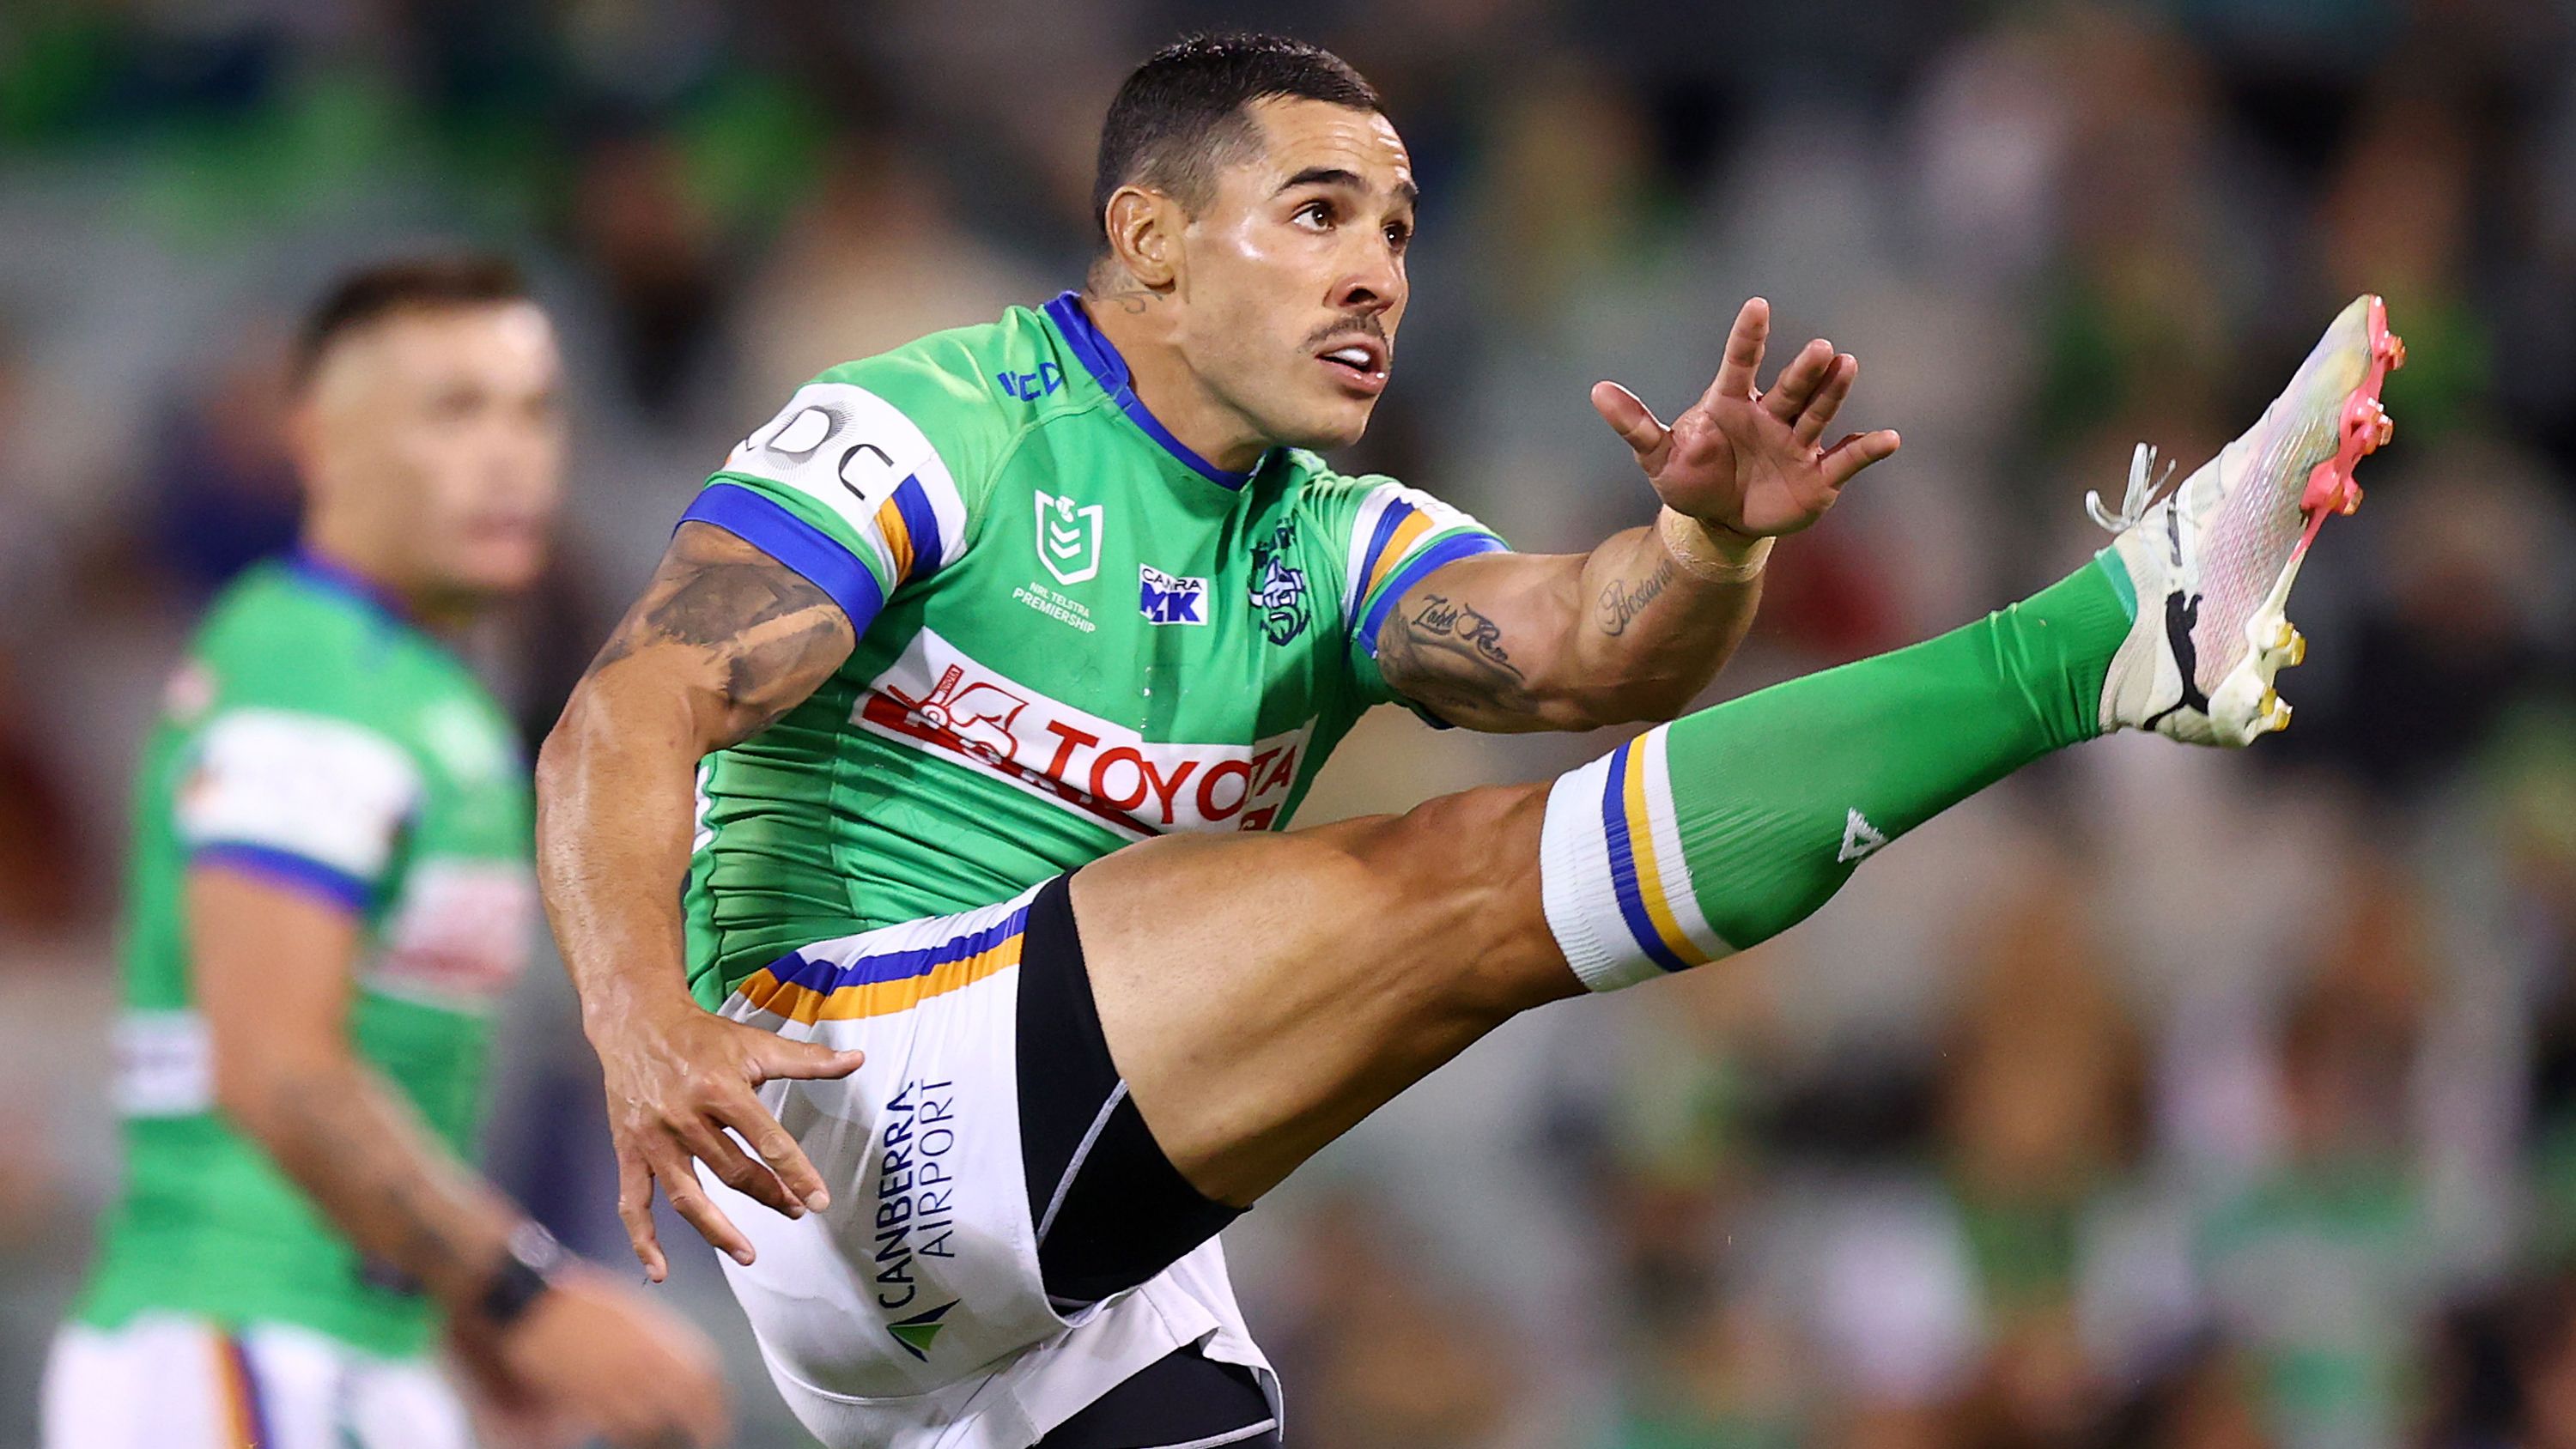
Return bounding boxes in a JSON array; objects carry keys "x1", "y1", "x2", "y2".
[{"x1": 2095, "y1": 294, "x2": 2405, "y2": 746}]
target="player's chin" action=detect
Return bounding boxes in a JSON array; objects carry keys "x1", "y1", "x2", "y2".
[
  {"x1": 1273, "y1": 395, "x2": 1379, "y2": 453},
  {"x1": 445, "y1": 542, "x2": 549, "y2": 597}
]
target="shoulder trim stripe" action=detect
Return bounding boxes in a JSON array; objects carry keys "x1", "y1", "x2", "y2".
[
  {"x1": 1358, "y1": 501, "x2": 1434, "y2": 602},
  {"x1": 1340, "y1": 482, "x2": 1511, "y2": 621},
  {"x1": 192, "y1": 842, "x2": 372, "y2": 913},
  {"x1": 874, "y1": 495, "x2": 915, "y2": 581},
  {"x1": 1041, "y1": 291, "x2": 1263, "y2": 490},
  {"x1": 683, "y1": 482, "x2": 888, "y2": 636},
  {"x1": 886, "y1": 475, "x2": 945, "y2": 580},
  {"x1": 1354, "y1": 531, "x2": 1510, "y2": 656}
]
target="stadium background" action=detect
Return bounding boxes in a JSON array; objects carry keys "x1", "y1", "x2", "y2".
[{"x1": 1, "y1": 0, "x2": 2572, "y2": 1445}]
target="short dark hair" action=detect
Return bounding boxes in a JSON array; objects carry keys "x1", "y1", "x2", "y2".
[
  {"x1": 1091, "y1": 33, "x2": 1382, "y2": 242},
  {"x1": 290, "y1": 253, "x2": 532, "y2": 389}
]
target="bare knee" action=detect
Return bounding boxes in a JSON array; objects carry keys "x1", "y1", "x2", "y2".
[{"x1": 1340, "y1": 783, "x2": 1565, "y2": 1010}]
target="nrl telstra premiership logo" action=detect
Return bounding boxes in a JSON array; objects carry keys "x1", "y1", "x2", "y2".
[{"x1": 1035, "y1": 491, "x2": 1103, "y2": 585}]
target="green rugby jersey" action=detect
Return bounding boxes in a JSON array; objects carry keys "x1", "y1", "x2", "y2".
[
  {"x1": 681, "y1": 291, "x2": 1506, "y2": 1003},
  {"x1": 74, "y1": 555, "x2": 536, "y2": 1356}
]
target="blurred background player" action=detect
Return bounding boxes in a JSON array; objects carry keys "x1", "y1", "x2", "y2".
[{"x1": 42, "y1": 258, "x2": 726, "y2": 1449}]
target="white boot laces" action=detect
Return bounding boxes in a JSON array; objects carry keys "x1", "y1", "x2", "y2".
[{"x1": 2086, "y1": 442, "x2": 2178, "y2": 535}]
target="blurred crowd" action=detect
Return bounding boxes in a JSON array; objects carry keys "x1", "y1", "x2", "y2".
[{"x1": 2, "y1": 0, "x2": 2573, "y2": 1445}]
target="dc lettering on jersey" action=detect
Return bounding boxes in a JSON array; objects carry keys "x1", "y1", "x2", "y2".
[
  {"x1": 854, "y1": 628, "x2": 1308, "y2": 839},
  {"x1": 1139, "y1": 565, "x2": 1208, "y2": 626},
  {"x1": 994, "y1": 361, "x2": 1064, "y2": 399}
]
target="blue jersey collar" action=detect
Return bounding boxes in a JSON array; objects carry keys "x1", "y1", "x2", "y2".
[
  {"x1": 286, "y1": 547, "x2": 416, "y2": 625},
  {"x1": 1041, "y1": 290, "x2": 1264, "y2": 490}
]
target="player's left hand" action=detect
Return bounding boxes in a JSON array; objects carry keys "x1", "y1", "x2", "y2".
[
  {"x1": 1591, "y1": 296, "x2": 1901, "y2": 538},
  {"x1": 447, "y1": 1326, "x2": 585, "y2": 1449}
]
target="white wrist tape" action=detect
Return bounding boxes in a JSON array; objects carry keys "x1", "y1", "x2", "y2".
[{"x1": 1658, "y1": 508, "x2": 1773, "y2": 583}]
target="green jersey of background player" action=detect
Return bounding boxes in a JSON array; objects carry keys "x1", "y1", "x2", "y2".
[
  {"x1": 48, "y1": 258, "x2": 725, "y2": 1449},
  {"x1": 80, "y1": 552, "x2": 529, "y2": 1348}
]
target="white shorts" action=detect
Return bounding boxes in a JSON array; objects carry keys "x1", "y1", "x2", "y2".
[
  {"x1": 701, "y1": 885, "x2": 1274, "y2": 1449},
  {"x1": 45, "y1": 1313, "x2": 470, "y2": 1449}
]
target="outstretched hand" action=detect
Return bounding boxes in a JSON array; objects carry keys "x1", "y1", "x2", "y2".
[
  {"x1": 1592, "y1": 297, "x2": 1901, "y2": 539},
  {"x1": 592, "y1": 1001, "x2": 865, "y2": 1278}
]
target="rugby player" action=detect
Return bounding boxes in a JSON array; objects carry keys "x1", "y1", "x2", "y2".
[
  {"x1": 536, "y1": 33, "x2": 2402, "y2": 1449},
  {"x1": 51, "y1": 258, "x2": 725, "y2": 1449}
]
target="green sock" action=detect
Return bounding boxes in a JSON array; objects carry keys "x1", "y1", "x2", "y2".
[{"x1": 1538, "y1": 554, "x2": 2136, "y2": 990}]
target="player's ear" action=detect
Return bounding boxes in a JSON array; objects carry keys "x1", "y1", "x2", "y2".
[{"x1": 1103, "y1": 185, "x2": 1180, "y2": 289}]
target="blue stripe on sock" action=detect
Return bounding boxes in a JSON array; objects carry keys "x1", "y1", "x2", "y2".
[{"x1": 1598, "y1": 743, "x2": 1690, "y2": 973}]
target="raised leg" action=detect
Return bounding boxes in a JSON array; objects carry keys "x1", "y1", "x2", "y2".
[
  {"x1": 1084, "y1": 294, "x2": 2403, "y2": 1216},
  {"x1": 1079, "y1": 555, "x2": 2134, "y2": 1204}
]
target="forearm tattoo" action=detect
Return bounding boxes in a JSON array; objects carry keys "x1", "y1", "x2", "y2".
[
  {"x1": 1377, "y1": 592, "x2": 1540, "y2": 715},
  {"x1": 270, "y1": 1069, "x2": 496, "y2": 1303},
  {"x1": 583, "y1": 526, "x2": 854, "y2": 747},
  {"x1": 1595, "y1": 557, "x2": 1677, "y2": 637}
]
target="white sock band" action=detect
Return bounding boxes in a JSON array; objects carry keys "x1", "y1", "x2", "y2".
[{"x1": 1538, "y1": 729, "x2": 1735, "y2": 993}]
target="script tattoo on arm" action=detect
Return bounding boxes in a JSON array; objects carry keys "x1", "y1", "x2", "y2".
[
  {"x1": 1376, "y1": 592, "x2": 1543, "y2": 717},
  {"x1": 582, "y1": 524, "x2": 856, "y2": 749},
  {"x1": 1595, "y1": 556, "x2": 1677, "y2": 638}
]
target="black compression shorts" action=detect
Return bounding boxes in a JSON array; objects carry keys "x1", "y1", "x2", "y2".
[{"x1": 1015, "y1": 873, "x2": 1272, "y2": 1443}]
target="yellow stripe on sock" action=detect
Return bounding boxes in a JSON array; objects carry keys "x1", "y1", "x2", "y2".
[{"x1": 1621, "y1": 739, "x2": 1712, "y2": 967}]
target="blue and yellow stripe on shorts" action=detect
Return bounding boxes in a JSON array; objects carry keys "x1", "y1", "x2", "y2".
[
  {"x1": 210, "y1": 1330, "x2": 272, "y2": 1447},
  {"x1": 738, "y1": 906, "x2": 1028, "y2": 1024},
  {"x1": 1597, "y1": 729, "x2": 1723, "y2": 973}
]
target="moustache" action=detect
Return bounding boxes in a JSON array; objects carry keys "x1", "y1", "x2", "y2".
[{"x1": 1303, "y1": 317, "x2": 1389, "y2": 350}]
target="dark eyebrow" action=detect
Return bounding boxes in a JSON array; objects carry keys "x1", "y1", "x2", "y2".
[{"x1": 1278, "y1": 167, "x2": 1419, "y2": 208}]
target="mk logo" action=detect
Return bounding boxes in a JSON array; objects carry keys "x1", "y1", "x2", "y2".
[
  {"x1": 1035, "y1": 491, "x2": 1103, "y2": 585},
  {"x1": 1139, "y1": 565, "x2": 1209, "y2": 625}
]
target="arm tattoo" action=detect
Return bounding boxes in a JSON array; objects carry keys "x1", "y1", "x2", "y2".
[
  {"x1": 583, "y1": 526, "x2": 855, "y2": 747},
  {"x1": 1377, "y1": 592, "x2": 1541, "y2": 715},
  {"x1": 269, "y1": 1069, "x2": 498, "y2": 1303},
  {"x1": 1411, "y1": 596, "x2": 1521, "y2": 675},
  {"x1": 1595, "y1": 557, "x2": 1677, "y2": 637}
]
